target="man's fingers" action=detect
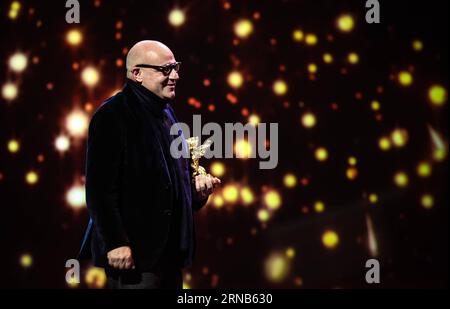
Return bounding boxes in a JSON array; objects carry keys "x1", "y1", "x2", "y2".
[{"x1": 205, "y1": 176, "x2": 213, "y2": 190}]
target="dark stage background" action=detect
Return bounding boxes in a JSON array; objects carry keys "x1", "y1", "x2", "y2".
[{"x1": 0, "y1": 0, "x2": 448, "y2": 288}]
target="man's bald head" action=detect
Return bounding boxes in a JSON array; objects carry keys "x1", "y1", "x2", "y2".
[
  {"x1": 126, "y1": 40, "x2": 179, "y2": 100},
  {"x1": 126, "y1": 40, "x2": 175, "y2": 78}
]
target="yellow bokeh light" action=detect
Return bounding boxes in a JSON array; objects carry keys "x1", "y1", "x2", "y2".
[
  {"x1": 273, "y1": 79, "x2": 288, "y2": 96},
  {"x1": 9, "y1": 1, "x2": 21, "y2": 20},
  {"x1": 322, "y1": 230, "x2": 339, "y2": 249},
  {"x1": 210, "y1": 162, "x2": 225, "y2": 177},
  {"x1": 227, "y1": 71, "x2": 244, "y2": 89},
  {"x1": 307, "y1": 63, "x2": 318, "y2": 74},
  {"x1": 292, "y1": 29, "x2": 304, "y2": 42},
  {"x1": 283, "y1": 173, "x2": 297, "y2": 188},
  {"x1": 412, "y1": 40, "x2": 423, "y2": 51},
  {"x1": 417, "y1": 161, "x2": 432, "y2": 178},
  {"x1": 9, "y1": 52, "x2": 28, "y2": 73},
  {"x1": 428, "y1": 85, "x2": 447, "y2": 106},
  {"x1": 337, "y1": 14, "x2": 354, "y2": 32},
  {"x1": 183, "y1": 282, "x2": 191, "y2": 289},
  {"x1": 348, "y1": 156, "x2": 357, "y2": 166},
  {"x1": 371, "y1": 100, "x2": 381, "y2": 111},
  {"x1": 240, "y1": 186, "x2": 254, "y2": 205},
  {"x1": 391, "y1": 129, "x2": 408, "y2": 148},
  {"x1": 85, "y1": 267, "x2": 107, "y2": 289},
  {"x1": 264, "y1": 190, "x2": 282, "y2": 210},
  {"x1": 285, "y1": 247, "x2": 295, "y2": 259},
  {"x1": 264, "y1": 253, "x2": 290, "y2": 283},
  {"x1": 378, "y1": 137, "x2": 391, "y2": 151},
  {"x1": 346, "y1": 167, "x2": 358, "y2": 180},
  {"x1": 323, "y1": 53, "x2": 334, "y2": 64},
  {"x1": 234, "y1": 19, "x2": 253, "y2": 39},
  {"x1": 212, "y1": 194, "x2": 224, "y2": 208},
  {"x1": 305, "y1": 33, "x2": 318, "y2": 46},
  {"x1": 421, "y1": 194, "x2": 434, "y2": 209},
  {"x1": 55, "y1": 135, "x2": 70, "y2": 152},
  {"x1": 7, "y1": 139, "x2": 20, "y2": 153},
  {"x1": 66, "y1": 185, "x2": 86, "y2": 209},
  {"x1": 26, "y1": 171, "x2": 39, "y2": 185},
  {"x1": 348, "y1": 52, "x2": 359, "y2": 64},
  {"x1": 20, "y1": 253, "x2": 32, "y2": 268},
  {"x1": 81, "y1": 66, "x2": 100, "y2": 87},
  {"x1": 234, "y1": 139, "x2": 252, "y2": 159},
  {"x1": 369, "y1": 193, "x2": 378, "y2": 204},
  {"x1": 66, "y1": 29, "x2": 83, "y2": 46},
  {"x1": 433, "y1": 148, "x2": 447, "y2": 162},
  {"x1": 222, "y1": 184, "x2": 239, "y2": 203},
  {"x1": 301, "y1": 112, "x2": 316, "y2": 128},
  {"x1": 66, "y1": 110, "x2": 88, "y2": 138},
  {"x1": 315, "y1": 147, "x2": 328, "y2": 161},
  {"x1": 248, "y1": 114, "x2": 260, "y2": 126},
  {"x1": 398, "y1": 71, "x2": 413, "y2": 87},
  {"x1": 168, "y1": 9, "x2": 186, "y2": 27},
  {"x1": 2, "y1": 82, "x2": 18, "y2": 101},
  {"x1": 257, "y1": 209, "x2": 270, "y2": 222},
  {"x1": 314, "y1": 201, "x2": 325, "y2": 213},
  {"x1": 394, "y1": 172, "x2": 409, "y2": 188}
]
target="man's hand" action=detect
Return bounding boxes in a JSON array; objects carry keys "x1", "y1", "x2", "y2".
[
  {"x1": 107, "y1": 246, "x2": 135, "y2": 270},
  {"x1": 193, "y1": 174, "x2": 221, "y2": 201}
]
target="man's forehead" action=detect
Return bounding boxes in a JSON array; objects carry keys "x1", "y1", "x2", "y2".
[{"x1": 144, "y1": 49, "x2": 175, "y2": 65}]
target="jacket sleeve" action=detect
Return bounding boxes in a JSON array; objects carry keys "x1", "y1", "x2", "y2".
[{"x1": 85, "y1": 105, "x2": 129, "y2": 252}]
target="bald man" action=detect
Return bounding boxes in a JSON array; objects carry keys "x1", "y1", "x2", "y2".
[{"x1": 78, "y1": 40, "x2": 220, "y2": 289}]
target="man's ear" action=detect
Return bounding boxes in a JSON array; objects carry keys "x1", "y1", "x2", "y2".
[{"x1": 132, "y1": 68, "x2": 143, "y2": 83}]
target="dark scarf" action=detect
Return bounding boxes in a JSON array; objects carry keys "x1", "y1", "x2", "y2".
[{"x1": 125, "y1": 78, "x2": 194, "y2": 267}]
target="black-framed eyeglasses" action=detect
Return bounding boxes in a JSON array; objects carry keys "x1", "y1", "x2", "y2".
[{"x1": 134, "y1": 62, "x2": 181, "y2": 76}]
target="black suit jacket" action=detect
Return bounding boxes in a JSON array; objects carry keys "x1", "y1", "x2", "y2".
[{"x1": 78, "y1": 83, "x2": 207, "y2": 270}]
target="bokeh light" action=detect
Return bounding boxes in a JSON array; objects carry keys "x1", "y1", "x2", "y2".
[
  {"x1": 55, "y1": 135, "x2": 71, "y2": 153},
  {"x1": 301, "y1": 112, "x2": 316, "y2": 128},
  {"x1": 81, "y1": 66, "x2": 100, "y2": 87},
  {"x1": 264, "y1": 252, "x2": 290, "y2": 283},
  {"x1": 421, "y1": 194, "x2": 434, "y2": 209},
  {"x1": 336, "y1": 14, "x2": 354, "y2": 32},
  {"x1": 322, "y1": 230, "x2": 339, "y2": 249},
  {"x1": 273, "y1": 79, "x2": 288, "y2": 96},
  {"x1": 264, "y1": 190, "x2": 282, "y2": 210},
  {"x1": 7, "y1": 139, "x2": 20, "y2": 153},
  {"x1": 85, "y1": 267, "x2": 106, "y2": 289},
  {"x1": 234, "y1": 19, "x2": 253, "y2": 39},
  {"x1": 394, "y1": 172, "x2": 409, "y2": 188},
  {"x1": 2, "y1": 82, "x2": 18, "y2": 101},
  {"x1": 20, "y1": 254, "x2": 32, "y2": 268},
  {"x1": 168, "y1": 9, "x2": 186, "y2": 27},
  {"x1": 227, "y1": 71, "x2": 244, "y2": 89},
  {"x1": 8, "y1": 52, "x2": 28, "y2": 73},
  {"x1": 398, "y1": 71, "x2": 413, "y2": 87},
  {"x1": 283, "y1": 173, "x2": 297, "y2": 188},
  {"x1": 315, "y1": 147, "x2": 328, "y2": 161},
  {"x1": 428, "y1": 85, "x2": 447, "y2": 106},
  {"x1": 66, "y1": 185, "x2": 86, "y2": 209},
  {"x1": 66, "y1": 29, "x2": 83, "y2": 46},
  {"x1": 210, "y1": 162, "x2": 225, "y2": 177},
  {"x1": 66, "y1": 110, "x2": 88, "y2": 138},
  {"x1": 25, "y1": 171, "x2": 39, "y2": 185}
]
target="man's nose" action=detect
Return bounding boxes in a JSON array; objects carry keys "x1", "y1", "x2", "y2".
[{"x1": 169, "y1": 69, "x2": 179, "y2": 80}]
